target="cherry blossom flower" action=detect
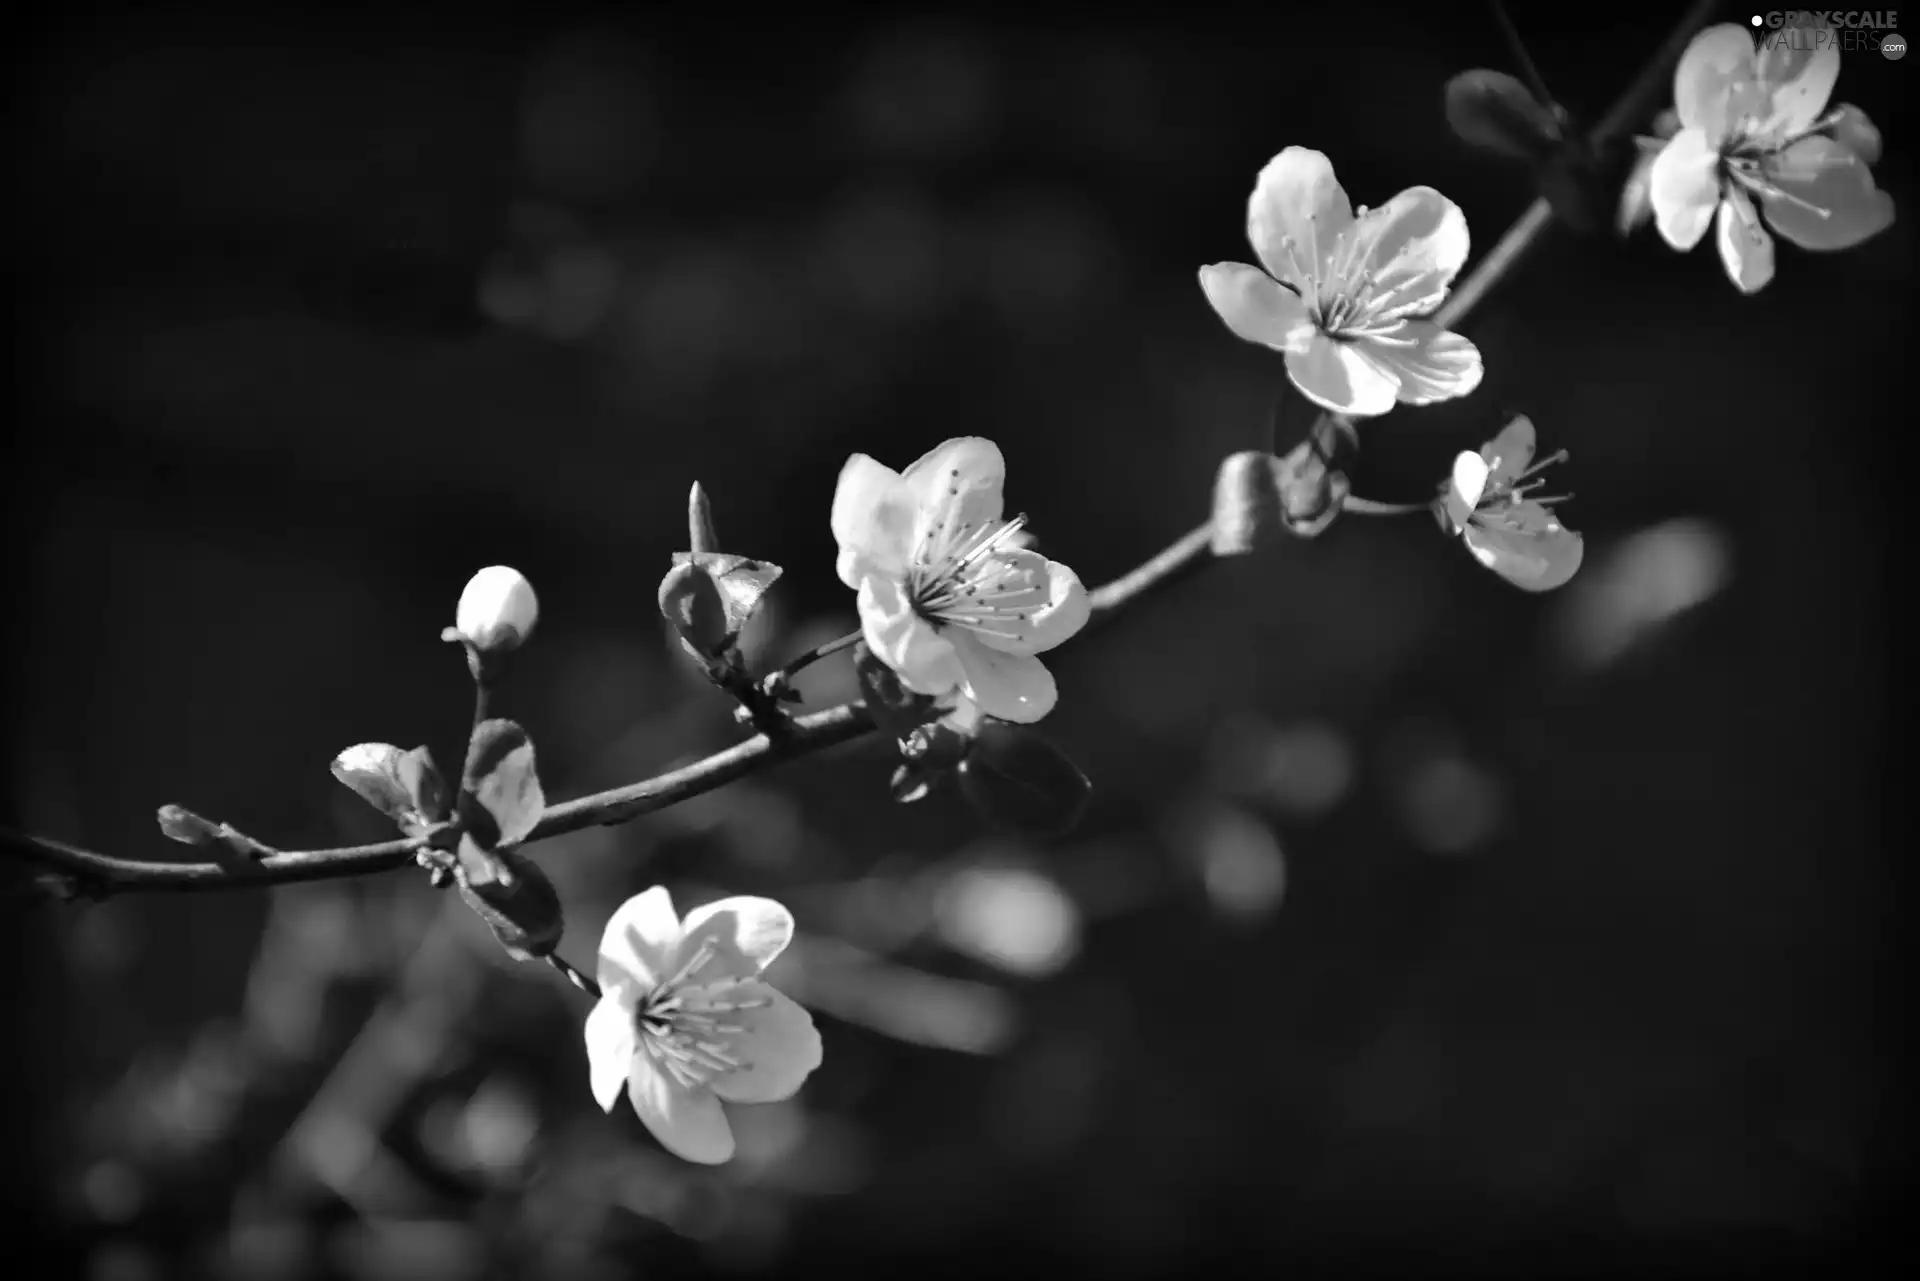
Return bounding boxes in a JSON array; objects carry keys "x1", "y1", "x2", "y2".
[
  {"x1": 1199, "y1": 147, "x2": 1481, "y2": 417},
  {"x1": 1648, "y1": 21, "x2": 1894, "y2": 293},
  {"x1": 1438, "y1": 416, "x2": 1583, "y2": 592},
  {"x1": 832, "y1": 437, "x2": 1089, "y2": 725},
  {"x1": 584, "y1": 887, "x2": 822, "y2": 1165}
]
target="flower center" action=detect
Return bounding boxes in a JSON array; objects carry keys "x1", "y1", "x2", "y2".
[
  {"x1": 906, "y1": 511, "x2": 1048, "y2": 639},
  {"x1": 1274, "y1": 209, "x2": 1425, "y2": 343},
  {"x1": 1475, "y1": 448, "x2": 1571, "y2": 524},
  {"x1": 633, "y1": 937, "x2": 769, "y2": 1090},
  {"x1": 1718, "y1": 107, "x2": 1851, "y2": 220}
]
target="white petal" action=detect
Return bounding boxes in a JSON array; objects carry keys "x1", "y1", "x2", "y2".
[
  {"x1": 1672, "y1": 24, "x2": 1760, "y2": 140},
  {"x1": 627, "y1": 1056, "x2": 735, "y2": 1165},
  {"x1": 1649, "y1": 129, "x2": 1723, "y2": 251},
  {"x1": 1197, "y1": 263, "x2": 1315, "y2": 352},
  {"x1": 1464, "y1": 505, "x2": 1584, "y2": 592},
  {"x1": 599, "y1": 886, "x2": 683, "y2": 996},
  {"x1": 1247, "y1": 147, "x2": 1355, "y2": 290},
  {"x1": 899, "y1": 438, "x2": 1007, "y2": 543},
  {"x1": 1283, "y1": 333, "x2": 1398, "y2": 417},
  {"x1": 1759, "y1": 136, "x2": 1896, "y2": 252},
  {"x1": 1361, "y1": 322, "x2": 1481, "y2": 406},
  {"x1": 1351, "y1": 187, "x2": 1471, "y2": 319},
  {"x1": 858, "y1": 574, "x2": 966, "y2": 697},
  {"x1": 1449, "y1": 451, "x2": 1490, "y2": 523},
  {"x1": 969, "y1": 558, "x2": 1091, "y2": 656},
  {"x1": 1755, "y1": 21, "x2": 1838, "y2": 137},
  {"x1": 708, "y1": 985, "x2": 824, "y2": 1105},
  {"x1": 677, "y1": 896, "x2": 797, "y2": 982},
  {"x1": 1480, "y1": 415, "x2": 1537, "y2": 488},
  {"x1": 1715, "y1": 186, "x2": 1775, "y2": 293},
  {"x1": 584, "y1": 995, "x2": 636, "y2": 1113},
  {"x1": 831, "y1": 454, "x2": 916, "y2": 588},
  {"x1": 455, "y1": 566, "x2": 539, "y2": 651},
  {"x1": 949, "y1": 630, "x2": 1058, "y2": 724}
]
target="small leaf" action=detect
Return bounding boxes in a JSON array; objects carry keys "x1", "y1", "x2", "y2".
[
  {"x1": 460, "y1": 719, "x2": 545, "y2": 849},
  {"x1": 852, "y1": 641, "x2": 942, "y2": 739},
  {"x1": 670, "y1": 551, "x2": 783, "y2": 643},
  {"x1": 1445, "y1": 69, "x2": 1563, "y2": 161},
  {"x1": 330, "y1": 743, "x2": 414, "y2": 824},
  {"x1": 1211, "y1": 450, "x2": 1283, "y2": 556},
  {"x1": 956, "y1": 722, "x2": 1092, "y2": 838},
  {"x1": 398, "y1": 745, "x2": 451, "y2": 825},
  {"x1": 454, "y1": 839, "x2": 565, "y2": 961},
  {"x1": 658, "y1": 561, "x2": 732, "y2": 656}
]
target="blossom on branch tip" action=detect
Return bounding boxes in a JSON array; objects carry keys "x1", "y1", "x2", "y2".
[
  {"x1": 1647, "y1": 20, "x2": 1894, "y2": 293},
  {"x1": 585, "y1": 887, "x2": 822, "y2": 1165},
  {"x1": 833, "y1": 438, "x2": 1089, "y2": 725},
  {"x1": 1199, "y1": 148, "x2": 1481, "y2": 418},
  {"x1": 454, "y1": 565, "x2": 539, "y2": 654},
  {"x1": 1437, "y1": 416, "x2": 1583, "y2": 592}
]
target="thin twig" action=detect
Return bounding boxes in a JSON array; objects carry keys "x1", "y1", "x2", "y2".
[
  {"x1": 1489, "y1": 0, "x2": 1556, "y2": 111},
  {"x1": 764, "y1": 628, "x2": 863, "y2": 689},
  {"x1": 546, "y1": 953, "x2": 602, "y2": 999}
]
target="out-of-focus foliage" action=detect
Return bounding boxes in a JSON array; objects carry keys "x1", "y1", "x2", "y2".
[{"x1": 7, "y1": 6, "x2": 1908, "y2": 1278}]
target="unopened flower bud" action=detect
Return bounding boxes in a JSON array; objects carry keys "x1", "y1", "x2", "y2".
[
  {"x1": 1212, "y1": 450, "x2": 1284, "y2": 556},
  {"x1": 455, "y1": 566, "x2": 539, "y2": 654}
]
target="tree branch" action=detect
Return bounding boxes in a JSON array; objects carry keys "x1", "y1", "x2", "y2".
[{"x1": 1, "y1": 0, "x2": 1717, "y2": 898}]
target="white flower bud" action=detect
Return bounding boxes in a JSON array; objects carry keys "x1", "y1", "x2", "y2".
[{"x1": 456, "y1": 566, "x2": 539, "y2": 653}]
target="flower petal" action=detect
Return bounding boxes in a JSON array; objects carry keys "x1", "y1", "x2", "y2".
[
  {"x1": 1464, "y1": 505, "x2": 1584, "y2": 592},
  {"x1": 584, "y1": 995, "x2": 637, "y2": 1113},
  {"x1": 832, "y1": 454, "x2": 916, "y2": 589},
  {"x1": 1649, "y1": 128, "x2": 1722, "y2": 251},
  {"x1": 1716, "y1": 185, "x2": 1775, "y2": 293},
  {"x1": 1447, "y1": 451, "x2": 1490, "y2": 529},
  {"x1": 1755, "y1": 20, "x2": 1838, "y2": 137},
  {"x1": 950, "y1": 630, "x2": 1058, "y2": 724},
  {"x1": 900, "y1": 438, "x2": 1007, "y2": 543},
  {"x1": 1481, "y1": 416, "x2": 1538, "y2": 490},
  {"x1": 1284, "y1": 333, "x2": 1398, "y2": 417},
  {"x1": 708, "y1": 984, "x2": 824, "y2": 1105},
  {"x1": 1197, "y1": 263, "x2": 1315, "y2": 353},
  {"x1": 627, "y1": 1056, "x2": 735, "y2": 1164},
  {"x1": 599, "y1": 886, "x2": 684, "y2": 996},
  {"x1": 1673, "y1": 24, "x2": 1760, "y2": 140},
  {"x1": 678, "y1": 896, "x2": 796, "y2": 983},
  {"x1": 1758, "y1": 136, "x2": 1896, "y2": 251},
  {"x1": 1247, "y1": 147, "x2": 1355, "y2": 290},
  {"x1": 968, "y1": 557, "x2": 1090, "y2": 656},
  {"x1": 1352, "y1": 187, "x2": 1471, "y2": 319},
  {"x1": 858, "y1": 574, "x2": 966, "y2": 697},
  {"x1": 1827, "y1": 103, "x2": 1881, "y2": 165},
  {"x1": 1360, "y1": 322, "x2": 1482, "y2": 406}
]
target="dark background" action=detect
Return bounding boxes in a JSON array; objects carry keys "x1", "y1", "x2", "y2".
[{"x1": 6, "y1": 3, "x2": 1913, "y2": 1278}]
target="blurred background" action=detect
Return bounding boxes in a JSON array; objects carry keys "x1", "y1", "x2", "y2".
[{"x1": 7, "y1": 3, "x2": 1912, "y2": 1277}]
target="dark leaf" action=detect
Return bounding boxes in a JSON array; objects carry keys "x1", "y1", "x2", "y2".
[
  {"x1": 1445, "y1": 69, "x2": 1564, "y2": 162},
  {"x1": 957, "y1": 722, "x2": 1092, "y2": 838}
]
